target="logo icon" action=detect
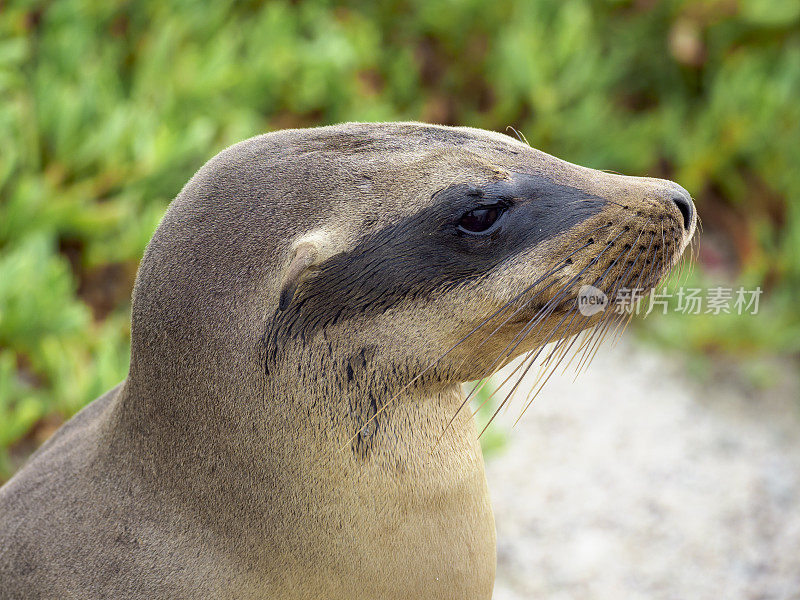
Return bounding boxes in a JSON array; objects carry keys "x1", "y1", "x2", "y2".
[{"x1": 577, "y1": 285, "x2": 608, "y2": 316}]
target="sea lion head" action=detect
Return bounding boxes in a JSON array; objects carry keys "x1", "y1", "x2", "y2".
[
  {"x1": 127, "y1": 122, "x2": 695, "y2": 439},
  {"x1": 260, "y1": 124, "x2": 696, "y2": 387}
]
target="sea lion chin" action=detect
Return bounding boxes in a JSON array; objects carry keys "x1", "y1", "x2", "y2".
[{"x1": 0, "y1": 122, "x2": 695, "y2": 600}]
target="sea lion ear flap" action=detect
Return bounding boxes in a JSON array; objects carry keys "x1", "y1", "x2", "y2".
[{"x1": 278, "y1": 239, "x2": 326, "y2": 311}]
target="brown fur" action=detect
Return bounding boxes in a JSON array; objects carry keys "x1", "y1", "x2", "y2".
[{"x1": 0, "y1": 123, "x2": 695, "y2": 599}]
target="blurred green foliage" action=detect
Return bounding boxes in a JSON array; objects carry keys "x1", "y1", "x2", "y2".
[
  {"x1": 1, "y1": 0, "x2": 799, "y2": 478},
  {"x1": 470, "y1": 381, "x2": 510, "y2": 457}
]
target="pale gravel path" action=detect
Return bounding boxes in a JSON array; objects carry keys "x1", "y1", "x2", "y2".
[{"x1": 485, "y1": 336, "x2": 800, "y2": 600}]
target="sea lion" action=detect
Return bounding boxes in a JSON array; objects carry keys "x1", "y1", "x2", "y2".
[{"x1": 0, "y1": 122, "x2": 696, "y2": 599}]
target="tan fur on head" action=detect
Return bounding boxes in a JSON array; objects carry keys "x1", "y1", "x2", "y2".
[
  {"x1": 278, "y1": 231, "x2": 341, "y2": 310},
  {"x1": 0, "y1": 122, "x2": 696, "y2": 600}
]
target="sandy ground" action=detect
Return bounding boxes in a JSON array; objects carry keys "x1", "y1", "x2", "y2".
[{"x1": 485, "y1": 336, "x2": 800, "y2": 600}]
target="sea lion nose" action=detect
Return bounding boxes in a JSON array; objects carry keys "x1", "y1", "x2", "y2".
[{"x1": 669, "y1": 186, "x2": 694, "y2": 232}]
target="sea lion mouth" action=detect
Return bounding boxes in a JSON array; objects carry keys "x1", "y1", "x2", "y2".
[{"x1": 504, "y1": 300, "x2": 572, "y2": 326}]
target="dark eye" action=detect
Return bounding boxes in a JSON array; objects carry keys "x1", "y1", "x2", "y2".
[{"x1": 458, "y1": 206, "x2": 504, "y2": 234}]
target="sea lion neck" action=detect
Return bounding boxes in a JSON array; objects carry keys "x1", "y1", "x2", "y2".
[{"x1": 117, "y1": 258, "x2": 457, "y2": 476}]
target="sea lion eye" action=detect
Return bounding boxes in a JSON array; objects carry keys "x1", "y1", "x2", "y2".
[{"x1": 458, "y1": 205, "x2": 504, "y2": 234}]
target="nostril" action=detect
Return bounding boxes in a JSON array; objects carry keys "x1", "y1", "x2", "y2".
[{"x1": 671, "y1": 191, "x2": 694, "y2": 231}]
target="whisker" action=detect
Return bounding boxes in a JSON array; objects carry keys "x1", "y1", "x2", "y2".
[
  {"x1": 443, "y1": 224, "x2": 619, "y2": 424},
  {"x1": 554, "y1": 218, "x2": 651, "y2": 374},
  {"x1": 342, "y1": 223, "x2": 615, "y2": 450},
  {"x1": 513, "y1": 306, "x2": 588, "y2": 423},
  {"x1": 505, "y1": 125, "x2": 531, "y2": 146},
  {"x1": 574, "y1": 224, "x2": 657, "y2": 371},
  {"x1": 559, "y1": 234, "x2": 644, "y2": 377},
  {"x1": 570, "y1": 222, "x2": 653, "y2": 371},
  {"x1": 473, "y1": 227, "x2": 634, "y2": 436},
  {"x1": 608, "y1": 237, "x2": 663, "y2": 348},
  {"x1": 478, "y1": 307, "x2": 577, "y2": 437}
]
